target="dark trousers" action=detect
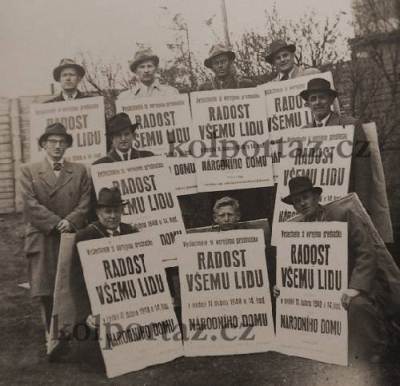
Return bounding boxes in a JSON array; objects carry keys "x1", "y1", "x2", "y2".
[{"x1": 348, "y1": 295, "x2": 387, "y2": 360}]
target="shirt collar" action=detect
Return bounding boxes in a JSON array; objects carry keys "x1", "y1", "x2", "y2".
[
  {"x1": 62, "y1": 90, "x2": 78, "y2": 100},
  {"x1": 107, "y1": 226, "x2": 121, "y2": 236},
  {"x1": 46, "y1": 156, "x2": 64, "y2": 167},
  {"x1": 115, "y1": 148, "x2": 131, "y2": 161},
  {"x1": 134, "y1": 79, "x2": 161, "y2": 95},
  {"x1": 279, "y1": 66, "x2": 295, "y2": 80},
  {"x1": 315, "y1": 112, "x2": 332, "y2": 127}
]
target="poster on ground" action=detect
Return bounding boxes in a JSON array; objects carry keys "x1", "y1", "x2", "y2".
[
  {"x1": 275, "y1": 222, "x2": 348, "y2": 366},
  {"x1": 78, "y1": 234, "x2": 182, "y2": 378},
  {"x1": 30, "y1": 96, "x2": 106, "y2": 163},
  {"x1": 178, "y1": 229, "x2": 275, "y2": 356}
]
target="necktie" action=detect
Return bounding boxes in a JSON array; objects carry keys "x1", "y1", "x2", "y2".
[
  {"x1": 112, "y1": 230, "x2": 120, "y2": 236},
  {"x1": 53, "y1": 163, "x2": 62, "y2": 171},
  {"x1": 123, "y1": 153, "x2": 129, "y2": 161},
  {"x1": 281, "y1": 73, "x2": 289, "y2": 81},
  {"x1": 316, "y1": 122, "x2": 323, "y2": 127}
]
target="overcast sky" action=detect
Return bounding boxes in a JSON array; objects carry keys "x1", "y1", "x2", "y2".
[{"x1": 0, "y1": 0, "x2": 353, "y2": 97}]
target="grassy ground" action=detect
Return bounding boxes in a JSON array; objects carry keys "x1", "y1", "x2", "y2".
[{"x1": 1, "y1": 213, "x2": 399, "y2": 386}]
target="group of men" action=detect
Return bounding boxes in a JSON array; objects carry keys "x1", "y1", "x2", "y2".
[{"x1": 19, "y1": 38, "x2": 399, "y2": 365}]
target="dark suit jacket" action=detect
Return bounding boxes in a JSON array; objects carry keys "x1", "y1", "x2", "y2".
[
  {"x1": 75, "y1": 221, "x2": 138, "y2": 243},
  {"x1": 93, "y1": 147, "x2": 154, "y2": 165},
  {"x1": 45, "y1": 90, "x2": 89, "y2": 103},
  {"x1": 302, "y1": 111, "x2": 372, "y2": 216}
]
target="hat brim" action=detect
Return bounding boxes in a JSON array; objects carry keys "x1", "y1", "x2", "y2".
[
  {"x1": 38, "y1": 132, "x2": 73, "y2": 148},
  {"x1": 300, "y1": 88, "x2": 338, "y2": 101},
  {"x1": 281, "y1": 186, "x2": 322, "y2": 205},
  {"x1": 53, "y1": 64, "x2": 85, "y2": 82},
  {"x1": 129, "y1": 55, "x2": 160, "y2": 72},
  {"x1": 106, "y1": 123, "x2": 139, "y2": 137},
  {"x1": 204, "y1": 51, "x2": 235, "y2": 68},
  {"x1": 265, "y1": 44, "x2": 296, "y2": 64}
]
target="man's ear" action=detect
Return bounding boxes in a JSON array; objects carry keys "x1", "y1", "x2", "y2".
[{"x1": 304, "y1": 100, "x2": 310, "y2": 108}]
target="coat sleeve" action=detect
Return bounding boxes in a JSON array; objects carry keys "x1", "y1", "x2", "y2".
[
  {"x1": 19, "y1": 164, "x2": 61, "y2": 234},
  {"x1": 348, "y1": 210, "x2": 377, "y2": 293},
  {"x1": 65, "y1": 166, "x2": 91, "y2": 230}
]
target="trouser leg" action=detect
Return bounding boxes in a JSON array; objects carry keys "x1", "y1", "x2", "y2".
[
  {"x1": 348, "y1": 295, "x2": 387, "y2": 360},
  {"x1": 39, "y1": 296, "x2": 53, "y2": 333}
]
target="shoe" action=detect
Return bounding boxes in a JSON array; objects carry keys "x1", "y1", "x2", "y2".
[{"x1": 47, "y1": 339, "x2": 71, "y2": 362}]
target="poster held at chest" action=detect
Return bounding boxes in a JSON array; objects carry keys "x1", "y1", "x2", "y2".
[
  {"x1": 91, "y1": 156, "x2": 186, "y2": 265},
  {"x1": 258, "y1": 72, "x2": 335, "y2": 134},
  {"x1": 77, "y1": 234, "x2": 182, "y2": 378},
  {"x1": 178, "y1": 229, "x2": 275, "y2": 356},
  {"x1": 117, "y1": 94, "x2": 197, "y2": 194},
  {"x1": 190, "y1": 88, "x2": 273, "y2": 191},
  {"x1": 275, "y1": 222, "x2": 348, "y2": 366},
  {"x1": 271, "y1": 125, "x2": 354, "y2": 245},
  {"x1": 30, "y1": 96, "x2": 106, "y2": 163}
]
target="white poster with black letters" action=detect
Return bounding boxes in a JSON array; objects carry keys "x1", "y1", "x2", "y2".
[
  {"x1": 276, "y1": 222, "x2": 348, "y2": 366},
  {"x1": 178, "y1": 229, "x2": 275, "y2": 356}
]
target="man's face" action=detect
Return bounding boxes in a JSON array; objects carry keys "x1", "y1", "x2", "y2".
[
  {"x1": 272, "y1": 49, "x2": 295, "y2": 74},
  {"x1": 307, "y1": 92, "x2": 334, "y2": 122},
  {"x1": 59, "y1": 67, "x2": 81, "y2": 92},
  {"x1": 135, "y1": 60, "x2": 157, "y2": 85},
  {"x1": 213, "y1": 205, "x2": 240, "y2": 230},
  {"x1": 42, "y1": 134, "x2": 68, "y2": 161},
  {"x1": 96, "y1": 206, "x2": 123, "y2": 231},
  {"x1": 292, "y1": 191, "x2": 320, "y2": 217},
  {"x1": 112, "y1": 128, "x2": 134, "y2": 153},
  {"x1": 210, "y1": 54, "x2": 231, "y2": 79}
]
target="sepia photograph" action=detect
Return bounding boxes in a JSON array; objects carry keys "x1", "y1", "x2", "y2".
[{"x1": 1, "y1": 0, "x2": 400, "y2": 384}]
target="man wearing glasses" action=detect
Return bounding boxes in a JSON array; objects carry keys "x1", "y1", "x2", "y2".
[{"x1": 19, "y1": 122, "x2": 91, "y2": 356}]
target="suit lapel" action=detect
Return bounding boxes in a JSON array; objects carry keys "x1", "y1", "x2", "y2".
[
  {"x1": 109, "y1": 149, "x2": 122, "y2": 162},
  {"x1": 38, "y1": 159, "x2": 58, "y2": 188},
  {"x1": 326, "y1": 111, "x2": 339, "y2": 126}
]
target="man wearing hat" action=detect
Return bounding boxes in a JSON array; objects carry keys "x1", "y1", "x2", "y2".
[
  {"x1": 299, "y1": 77, "x2": 392, "y2": 244},
  {"x1": 19, "y1": 122, "x2": 91, "y2": 347},
  {"x1": 198, "y1": 43, "x2": 255, "y2": 91},
  {"x1": 93, "y1": 112, "x2": 154, "y2": 164},
  {"x1": 265, "y1": 39, "x2": 319, "y2": 81},
  {"x1": 118, "y1": 48, "x2": 179, "y2": 99},
  {"x1": 278, "y1": 176, "x2": 394, "y2": 363},
  {"x1": 47, "y1": 58, "x2": 88, "y2": 102}
]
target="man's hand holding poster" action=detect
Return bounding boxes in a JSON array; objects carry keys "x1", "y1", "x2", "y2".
[
  {"x1": 30, "y1": 96, "x2": 106, "y2": 163},
  {"x1": 178, "y1": 229, "x2": 275, "y2": 356},
  {"x1": 275, "y1": 222, "x2": 348, "y2": 366},
  {"x1": 77, "y1": 234, "x2": 182, "y2": 378}
]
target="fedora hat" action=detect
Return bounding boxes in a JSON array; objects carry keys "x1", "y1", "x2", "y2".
[
  {"x1": 204, "y1": 43, "x2": 235, "y2": 68},
  {"x1": 107, "y1": 113, "x2": 139, "y2": 137},
  {"x1": 38, "y1": 122, "x2": 73, "y2": 148},
  {"x1": 299, "y1": 78, "x2": 338, "y2": 101},
  {"x1": 96, "y1": 187, "x2": 126, "y2": 207},
  {"x1": 281, "y1": 176, "x2": 322, "y2": 205},
  {"x1": 129, "y1": 48, "x2": 159, "y2": 72},
  {"x1": 264, "y1": 39, "x2": 296, "y2": 64},
  {"x1": 53, "y1": 58, "x2": 85, "y2": 82}
]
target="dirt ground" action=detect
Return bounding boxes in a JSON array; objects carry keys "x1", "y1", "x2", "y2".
[{"x1": 1, "y1": 213, "x2": 400, "y2": 386}]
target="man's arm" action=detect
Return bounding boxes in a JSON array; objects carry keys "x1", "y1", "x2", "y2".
[
  {"x1": 19, "y1": 164, "x2": 61, "y2": 234},
  {"x1": 64, "y1": 166, "x2": 91, "y2": 230},
  {"x1": 347, "y1": 210, "x2": 377, "y2": 293}
]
